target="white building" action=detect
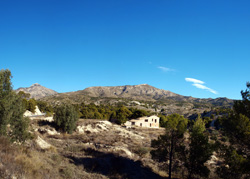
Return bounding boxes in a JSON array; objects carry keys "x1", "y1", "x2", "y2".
[{"x1": 124, "y1": 115, "x2": 159, "y2": 128}]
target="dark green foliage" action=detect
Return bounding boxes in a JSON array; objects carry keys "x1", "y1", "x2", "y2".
[
  {"x1": 0, "y1": 69, "x2": 32, "y2": 142},
  {"x1": 129, "y1": 108, "x2": 149, "y2": 119},
  {"x1": 222, "y1": 83, "x2": 250, "y2": 148},
  {"x1": 152, "y1": 114, "x2": 213, "y2": 178},
  {"x1": 27, "y1": 98, "x2": 37, "y2": 113},
  {"x1": 234, "y1": 82, "x2": 250, "y2": 118},
  {"x1": 222, "y1": 113, "x2": 250, "y2": 147},
  {"x1": 17, "y1": 91, "x2": 30, "y2": 99},
  {"x1": 78, "y1": 102, "x2": 152, "y2": 125},
  {"x1": 216, "y1": 146, "x2": 250, "y2": 179},
  {"x1": 183, "y1": 116, "x2": 212, "y2": 179},
  {"x1": 0, "y1": 69, "x2": 12, "y2": 135},
  {"x1": 159, "y1": 115, "x2": 168, "y2": 127},
  {"x1": 215, "y1": 107, "x2": 233, "y2": 115},
  {"x1": 115, "y1": 106, "x2": 132, "y2": 124},
  {"x1": 22, "y1": 98, "x2": 29, "y2": 110},
  {"x1": 54, "y1": 104, "x2": 79, "y2": 134},
  {"x1": 217, "y1": 82, "x2": 250, "y2": 178},
  {"x1": 203, "y1": 117, "x2": 212, "y2": 128},
  {"x1": 36, "y1": 100, "x2": 54, "y2": 115},
  {"x1": 151, "y1": 113, "x2": 188, "y2": 179},
  {"x1": 79, "y1": 103, "x2": 113, "y2": 120},
  {"x1": 214, "y1": 116, "x2": 223, "y2": 130},
  {"x1": 9, "y1": 94, "x2": 32, "y2": 142},
  {"x1": 10, "y1": 116, "x2": 32, "y2": 142}
]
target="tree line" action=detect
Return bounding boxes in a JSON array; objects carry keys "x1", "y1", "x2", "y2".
[
  {"x1": 18, "y1": 94, "x2": 153, "y2": 126},
  {"x1": 151, "y1": 82, "x2": 250, "y2": 179}
]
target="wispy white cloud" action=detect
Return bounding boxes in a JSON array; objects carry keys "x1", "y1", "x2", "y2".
[
  {"x1": 158, "y1": 66, "x2": 175, "y2": 72},
  {"x1": 185, "y1": 77, "x2": 218, "y2": 94},
  {"x1": 185, "y1": 78, "x2": 204, "y2": 84},
  {"x1": 192, "y1": 83, "x2": 218, "y2": 94}
]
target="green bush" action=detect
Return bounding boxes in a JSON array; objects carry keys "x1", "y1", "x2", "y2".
[
  {"x1": 54, "y1": 104, "x2": 79, "y2": 134},
  {"x1": 203, "y1": 117, "x2": 212, "y2": 128},
  {"x1": 27, "y1": 98, "x2": 37, "y2": 113}
]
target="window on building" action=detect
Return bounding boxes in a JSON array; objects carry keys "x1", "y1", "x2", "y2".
[
  {"x1": 155, "y1": 119, "x2": 157, "y2": 123},
  {"x1": 132, "y1": 122, "x2": 135, "y2": 125},
  {"x1": 150, "y1": 123, "x2": 152, "y2": 127},
  {"x1": 145, "y1": 119, "x2": 148, "y2": 122},
  {"x1": 140, "y1": 123, "x2": 142, "y2": 127}
]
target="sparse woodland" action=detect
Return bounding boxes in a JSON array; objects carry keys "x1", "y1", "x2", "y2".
[{"x1": 1, "y1": 69, "x2": 250, "y2": 179}]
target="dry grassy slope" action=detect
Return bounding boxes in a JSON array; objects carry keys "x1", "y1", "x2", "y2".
[
  {"x1": 37, "y1": 119, "x2": 167, "y2": 178},
  {"x1": 1, "y1": 117, "x2": 223, "y2": 179},
  {"x1": 0, "y1": 119, "x2": 167, "y2": 178}
]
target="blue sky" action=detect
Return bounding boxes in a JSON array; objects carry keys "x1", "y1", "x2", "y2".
[{"x1": 1, "y1": 0, "x2": 249, "y2": 99}]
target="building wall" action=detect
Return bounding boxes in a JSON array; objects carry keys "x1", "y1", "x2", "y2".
[{"x1": 125, "y1": 115, "x2": 159, "y2": 128}]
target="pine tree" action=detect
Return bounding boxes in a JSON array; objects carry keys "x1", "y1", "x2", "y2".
[
  {"x1": 184, "y1": 116, "x2": 212, "y2": 179},
  {"x1": 151, "y1": 113, "x2": 188, "y2": 179},
  {"x1": 217, "y1": 82, "x2": 250, "y2": 178},
  {"x1": 0, "y1": 69, "x2": 31, "y2": 142}
]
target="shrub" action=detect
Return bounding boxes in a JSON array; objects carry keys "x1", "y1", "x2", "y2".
[
  {"x1": 133, "y1": 146, "x2": 150, "y2": 157},
  {"x1": 27, "y1": 98, "x2": 37, "y2": 113},
  {"x1": 54, "y1": 104, "x2": 79, "y2": 134}
]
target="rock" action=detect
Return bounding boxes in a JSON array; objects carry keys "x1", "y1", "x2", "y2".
[
  {"x1": 114, "y1": 146, "x2": 133, "y2": 158},
  {"x1": 76, "y1": 126, "x2": 85, "y2": 134},
  {"x1": 43, "y1": 116, "x2": 54, "y2": 122},
  {"x1": 85, "y1": 124, "x2": 99, "y2": 133},
  {"x1": 23, "y1": 106, "x2": 45, "y2": 117},
  {"x1": 24, "y1": 110, "x2": 33, "y2": 117},
  {"x1": 36, "y1": 136, "x2": 52, "y2": 150},
  {"x1": 99, "y1": 120, "x2": 112, "y2": 126}
]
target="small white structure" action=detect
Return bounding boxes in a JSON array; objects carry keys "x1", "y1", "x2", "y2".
[{"x1": 124, "y1": 115, "x2": 159, "y2": 128}]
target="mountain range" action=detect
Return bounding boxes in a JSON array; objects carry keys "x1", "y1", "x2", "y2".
[{"x1": 16, "y1": 83, "x2": 234, "y2": 108}]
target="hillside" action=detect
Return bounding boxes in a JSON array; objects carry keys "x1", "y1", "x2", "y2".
[
  {"x1": 42, "y1": 84, "x2": 233, "y2": 107},
  {"x1": 0, "y1": 118, "x2": 167, "y2": 178},
  {"x1": 83, "y1": 84, "x2": 179, "y2": 100},
  {"x1": 1, "y1": 117, "x2": 223, "y2": 179},
  {"x1": 38, "y1": 84, "x2": 234, "y2": 118},
  {"x1": 16, "y1": 83, "x2": 58, "y2": 99}
]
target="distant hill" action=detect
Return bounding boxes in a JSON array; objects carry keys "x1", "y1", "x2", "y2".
[
  {"x1": 42, "y1": 84, "x2": 234, "y2": 108},
  {"x1": 83, "y1": 84, "x2": 179, "y2": 100},
  {"x1": 16, "y1": 83, "x2": 58, "y2": 99}
]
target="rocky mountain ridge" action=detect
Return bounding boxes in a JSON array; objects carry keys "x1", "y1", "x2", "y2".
[
  {"x1": 82, "y1": 84, "x2": 179, "y2": 100},
  {"x1": 40, "y1": 84, "x2": 234, "y2": 108},
  {"x1": 16, "y1": 83, "x2": 58, "y2": 99},
  {"x1": 16, "y1": 83, "x2": 234, "y2": 108}
]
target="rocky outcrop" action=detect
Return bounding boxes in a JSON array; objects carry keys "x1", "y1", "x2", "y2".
[
  {"x1": 24, "y1": 106, "x2": 44, "y2": 117},
  {"x1": 16, "y1": 83, "x2": 58, "y2": 99},
  {"x1": 36, "y1": 136, "x2": 52, "y2": 150}
]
